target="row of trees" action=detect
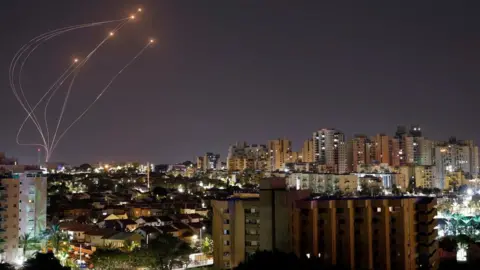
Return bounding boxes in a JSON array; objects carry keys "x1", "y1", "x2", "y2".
[
  {"x1": 91, "y1": 232, "x2": 194, "y2": 270},
  {"x1": 10, "y1": 226, "x2": 199, "y2": 270}
]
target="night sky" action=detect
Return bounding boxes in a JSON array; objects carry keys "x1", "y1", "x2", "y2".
[{"x1": 1, "y1": 1, "x2": 480, "y2": 165}]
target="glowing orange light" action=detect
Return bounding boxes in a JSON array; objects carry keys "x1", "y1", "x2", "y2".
[
  {"x1": 109, "y1": 32, "x2": 114, "y2": 36},
  {"x1": 74, "y1": 58, "x2": 79, "y2": 63},
  {"x1": 138, "y1": 8, "x2": 142, "y2": 12},
  {"x1": 130, "y1": 15, "x2": 135, "y2": 19}
]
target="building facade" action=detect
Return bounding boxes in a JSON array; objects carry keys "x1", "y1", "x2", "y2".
[
  {"x1": 0, "y1": 170, "x2": 47, "y2": 263},
  {"x1": 292, "y1": 197, "x2": 438, "y2": 270},
  {"x1": 313, "y1": 129, "x2": 347, "y2": 173}
]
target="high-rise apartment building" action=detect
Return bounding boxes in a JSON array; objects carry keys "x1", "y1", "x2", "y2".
[
  {"x1": 268, "y1": 139, "x2": 292, "y2": 171},
  {"x1": 227, "y1": 142, "x2": 268, "y2": 171},
  {"x1": 212, "y1": 194, "x2": 260, "y2": 269},
  {"x1": 395, "y1": 126, "x2": 415, "y2": 165},
  {"x1": 313, "y1": 129, "x2": 347, "y2": 173},
  {"x1": 212, "y1": 178, "x2": 310, "y2": 269},
  {"x1": 203, "y1": 153, "x2": 220, "y2": 171},
  {"x1": 434, "y1": 138, "x2": 480, "y2": 189},
  {"x1": 416, "y1": 138, "x2": 434, "y2": 166},
  {"x1": 399, "y1": 165, "x2": 436, "y2": 189},
  {"x1": 300, "y1": 139, "x2": 314, "y2": 163},
  {"x1": 292, "y1": 196, "x2": 438, "y2": 270},
  {"x1": 349, "y1": 135, "x2": 368, "y2": 172},
  {"x1": 0, "y1": 170, "x2": 47, "y2": 263}
]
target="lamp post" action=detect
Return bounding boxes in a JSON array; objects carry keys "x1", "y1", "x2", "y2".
[{"x1": 200, "y1": 226, "x2": 206, "y2": 240}]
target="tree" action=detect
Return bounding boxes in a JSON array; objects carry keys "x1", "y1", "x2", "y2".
[
  {"x1": 21, "y1": 252, "x2": 70, "y2": 270},
  {"x1": 201, "y1": 236, "x2": 213, "y2": 256},
  {"x1": 78, "y1": 163, "x2": 92, "y2": 172},
  {"x1": 147, "y1": 233, "x2": 194, "y2": 270},
  {"x1": 122, "y1": 240, "x2": 140, "y2": 252},
  {"x1": 91, "y1": 248, "x2": 140, "y2": 270},
  {"x1": 43, "y1": 224, "x2": 68, "y2": 254},
  {"x1": 19, "y1": 233, "x2": 40, "y2": 261}
]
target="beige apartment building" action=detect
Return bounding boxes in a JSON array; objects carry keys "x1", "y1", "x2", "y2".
[
  {"x1": 212, "y1": 178, "x2": 310, "y2": 269},
  {"x1": 212, "y1": 194, "x2": 260, "y2": 269},
  {"x1": 0, "y1": 170, "x2": 47, "y2": 263},
  {"x1": 292, "y1": 196, "x2": 438, "y2": 270},
  {"x1": 268, "y1": 139, "x2": 292, "y2": 171}
]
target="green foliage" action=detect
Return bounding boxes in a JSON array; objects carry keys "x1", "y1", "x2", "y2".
[
  {"x1": 147, "y1": 233, "x2": 194, "y2": 270},
  {"x1": 42, "y1": 224, "x2": 69, "y2": 254},
  {"x1": 91, "y1": 249, "x2": 140, "y2": 270},
  {"x1": 92, "y1": 233, "x2": 194, "y2": 270},
  {"x1": 201, "y1": 236, "x2": 213, "y2": 256},
  {"x1": 19, "y1": 233, "x2": 41, "y2": 260}
]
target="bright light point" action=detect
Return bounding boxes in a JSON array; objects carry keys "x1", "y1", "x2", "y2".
[
  {"x1": 149, "y1": 39, "x2": 154, "y2": 43},
  {"x1": 138, "y1": 8, "x2": 142, "y2": 12},
  {"x1": 74, "y1": 58, "x2": 78, "y2": 63},
  {"x1": 109, "y1": 32, "x2": 114, "y2": 36},
  {"x1": 130, "y1": 15, "x2": 135, "y2": 19},
  {"x1": 467, "y1": 188, "x2": 474, "y2": 195}
]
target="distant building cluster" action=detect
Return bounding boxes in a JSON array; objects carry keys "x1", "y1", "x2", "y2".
[{"x1": 220, "y1": 125, "x2": 479, "y2": 191}]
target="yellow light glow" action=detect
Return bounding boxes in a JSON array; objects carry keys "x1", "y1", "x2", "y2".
[
  {"x1": 109, "y1": 32, "x2": 114, "y2": 36},
  {"x1": 74, "y1": 58, "x2": 78, "y2": 63},
  {"x1": 130, "y1": 15, "x2": 135, "y2": 19},
  {"x1": 149, "y1": 39, "x2": 155, "y2": 43},
  {"x1": 138, "y1": 8, "x2": 142, "y2": 12}
]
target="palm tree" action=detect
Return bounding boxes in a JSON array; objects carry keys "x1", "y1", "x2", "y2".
[
  {"x1": 19, "y1": 233, "x2": 40, "y2": 261},
  {"x1": 43, "y1": 224, "x2": 68, "y2": 254},
  {"x1": 122, "y1": 240, "x2": 139, "y2": 252}
]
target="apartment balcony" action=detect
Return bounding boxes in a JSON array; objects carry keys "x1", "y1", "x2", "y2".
[
  {"x1": 245, "y1": 223, "x2": 260, "y2": 229},
  {"x1": 245, "y1": 234, "x2": 259, "y2": 241},
  {"x1": 417, "y1": 209, "x2": 437, "y2": 223},
  {"x1": 417, "y1": 221, "x2": 436, "y2": 234},
  {"x1": 417, "y1": 231, "x2": 437, "y2": 244},
  {"x1": 418, "y1": 241, "x2": 438, "y2": 256}
]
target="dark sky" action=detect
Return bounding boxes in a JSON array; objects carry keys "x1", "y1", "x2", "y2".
[{"x1": 1, "y1": 1, "x2": 480, "y2": 165}]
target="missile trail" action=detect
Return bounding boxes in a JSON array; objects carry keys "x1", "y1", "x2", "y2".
[{"x1": 50, "y1": 41, "x2": 153, "y2": 155}]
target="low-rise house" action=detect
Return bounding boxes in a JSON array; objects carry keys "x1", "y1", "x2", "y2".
[
  {"x1": 85, "y1": 228, "x2": 117, "y2": 247},
  {"x1": 187, "y1": 214, "x2": 204, "y2": 223},
  {"x1": 102, "y1": 232, "x2": 143, "y2": 248},
  {"x1": 101, "y1": 219, "x2": 138, "y2": 232},
  {"x1": 136, "y1": 216, "x2": 161, "y2": 227},
  {"x1": 59, "y1": 222, "x2": 96, "y2": 243},
  {"x1": 157, "y1": 216, "x2": 174, "y2": 226},
  {"x1": 129, "y1": 207, "x2": 152, "y2": 218},
  {"x1": 194, "y1": 208, "x2": 208, "y2": 217},
  {"x1": 172, "y1": 214, "x2": 190, "y2": 224},
  {"x1": 63, "y1": 208, "x2": 91, "y2": 219},
  {"x1": 135, "y1": 226, "x2": 161, "y2": 244},
  {"x1": 117, "y1": 219, "x2": 138, "y2": 232},
  {"x1": 158, "y1": 225, "x2": 180, "y2": 237}
]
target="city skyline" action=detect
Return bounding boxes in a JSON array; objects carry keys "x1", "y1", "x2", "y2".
[{"x1": 2, "y1": 1, "x2": 480, "y2": 164}]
